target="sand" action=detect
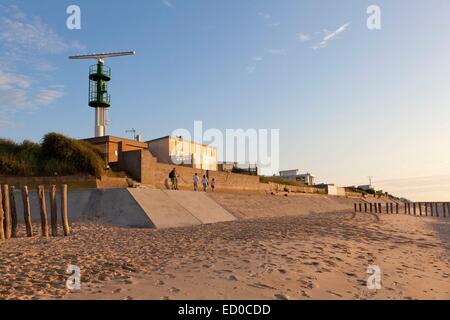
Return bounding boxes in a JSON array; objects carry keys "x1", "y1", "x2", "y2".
[{"x1": 0, "y1": 194, "x2": 449, "y2": 300}]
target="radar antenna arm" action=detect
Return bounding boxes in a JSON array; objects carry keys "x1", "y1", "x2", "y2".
[{"x1": 69, "y1": 51, "x2": 136, "y2": 61}]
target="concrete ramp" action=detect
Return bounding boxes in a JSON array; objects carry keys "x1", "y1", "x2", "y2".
[
  {"x1": 128, "y1": 189, "x2": 203, "y2": 228},
  {"x1": 164, "y1": 190, "x2": 236, "y2": 224}
]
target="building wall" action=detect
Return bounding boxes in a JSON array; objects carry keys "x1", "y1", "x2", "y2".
[
  {"x1": 326, "y1": 185, "x2": 346, "y2": 196},
  {"x1": 121, "y1": 149, "x2": 158, "y2": 184},
  {"x1": 147, "y1": 136, "x2": 218, "y2": 171},
  {"x1": 83, "y1": 136, "x2": 148, "y2": 166},
  {"x1": 148, "y1": 138, "x2": 171, "y2": 164},
  {"x1": 153, "y1": 162, "x2": 261, "y2": 191},
  {"x1": 119, "y1": 149, "x2": 328, "y2": 193},
  {"x1": 108, "y1": 142, "x2": 119, "y2": 163}
]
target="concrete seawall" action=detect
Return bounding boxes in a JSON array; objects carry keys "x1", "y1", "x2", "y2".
[
  {"x1": 12, "y1": 188, "x2": 236, "y2": 229},
  {"x1": 10, "y1": 188, "x2": 405, "y2": 230},
  {"x1": 13, "y1": 188, "x2": 154, "y2": 228}
]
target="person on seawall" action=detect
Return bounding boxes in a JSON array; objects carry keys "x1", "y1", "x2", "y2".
[
  {"x1": 193, "y1": 173, "x2": 199, "y2": 191},
  {"x1": 202, "y1": 174, "x2": 209, "y2": 192},
  {"x1": 169, "y1": 168, "x2": 179, "y2": 190}
]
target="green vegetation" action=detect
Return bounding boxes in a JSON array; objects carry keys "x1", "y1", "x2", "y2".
[{"x1": 0, "y1": 133, "x2": 105, "y2": 177}]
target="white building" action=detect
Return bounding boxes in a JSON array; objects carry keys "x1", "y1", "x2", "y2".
[
  {"x1": 146, "y1": 135, "x2": 218, "y2": 171},
  {"x1": 279, "y1": 169, "x2": 316, "y2": 186}
]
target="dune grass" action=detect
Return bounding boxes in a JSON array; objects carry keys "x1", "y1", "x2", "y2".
[{"x1": 0, "y1": 133, "x2": 105, "y2": 177}]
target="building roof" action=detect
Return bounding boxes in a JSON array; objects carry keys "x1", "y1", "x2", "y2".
[
  {"x1": 146, "y1": 135, "x2": 217, "y2": 149},
  {"x1": 145, "y1": 135, "x2": 170, "y2": 143},
  {"x1": 298, "y1": 173, "x2": 316, "y2": 178},
  {"x1": 82, "y1": 135, "x2": 148, "y2": 148},
  {"x1": 279, "y1": 169, "x2": 299, "y2": 175}
]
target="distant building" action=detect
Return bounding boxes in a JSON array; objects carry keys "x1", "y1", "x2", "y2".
[
  {"x1": 297, "y1": 173, "x2": 316, "y2": 186},
  {"x1": 218, "y1": 162, "x2": 238, "y2": 172},
  {"x1": 279, "y1": 169, "x2": 316, "y2": 186},
  {"x1": 279, "y1": 169, "x2": 299, "y2": 179},
  {"x1": 316, "y1": 183, "x2": 346, "y2": 196},
  {"x1": 146, "y1": 135, "x2": 218, "y2": 171},
  {"x1": 357, "y1": 184, "x2": 373, "y2": 191}
]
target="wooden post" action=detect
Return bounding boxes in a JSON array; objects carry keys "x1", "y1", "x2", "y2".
[
  {"x1": 424, "y1": 203, "x2": 428, "y2": 216},
  {"x1": 354, "y1": 203, "x2": 357, "y2": 213},
  {"x1": 9, "y1": 186, "x2": 18, "y2": 238},
  {"x1": 22, "y1": 186, "x2": 33, "y2": 237},
  {"x1": 435, "y1": 203, "x2": 439, "y2": 217},
  {"x1": 61, "y1": 184, "x2": 70, "y2": 236},
  {"x1": 2, "y1": 185, "x2": 11, "y2": 239},
  {"x1": 430, "y1": 203, "x2": 434, "y2": 217},
  {"x1": 442, "y1": 203, "x2": 446, "y2": 218},
  {"x1": 396, "y1": 203, "x2": 399, "y2": 214},
  {"x1": 359, "y1": 203, "x2": 362, "y2": 212},
  {"x1": 378, "y1": 203, "x2": 382, "y2": 213},
  {"x1": 419, "y1": 202, "x2": 423, "y2": 216},
  {"x1": 385, "y1": 203, "x2": 389, "y2": 214},
  {"x1": 0, "y1": 188, "x2": 4, "y2": 240},
  {"x1": 369, "y1": 203, "x2": 373, "y2": 213},
  {"x1": 390, "y1": 203, "x2": 393, "y2": 214},
  {"x1": 50, "y1": 185, "x2": 58, "y2": 236},
  {"x1": 374, "y1": 202, "x2": 378, "y2": 213},
  {"x1": 413, "y1": 203, "x2": 417, "y2": 216},
  {"x1": 364, "y1": 203, "x2": 367, "y2": 212},
  {"x1": 37, "y1": 186, "x2": 49, "y2": 237}
]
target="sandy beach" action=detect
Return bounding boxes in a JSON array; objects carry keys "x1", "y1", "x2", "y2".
[{"x1": 1, "y1": 193, "x2": 449, "y2": 300}]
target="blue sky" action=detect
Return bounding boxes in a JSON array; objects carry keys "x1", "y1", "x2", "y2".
[{"x1": 1, "y1": 0, "x2": 450, "y2": 200}]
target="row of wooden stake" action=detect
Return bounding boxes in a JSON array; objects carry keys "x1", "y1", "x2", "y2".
[
  {"x1": 0, "y1": 184, "x2": 70, "y2": 240},
  {"x1": 354, "y1": 202, "x2": 449, "y2": 217}
]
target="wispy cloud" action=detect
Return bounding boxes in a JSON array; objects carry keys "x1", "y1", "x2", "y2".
[
  {"x1": 266, "y1": 49, "x2": 286, "y2": 55},
  {"x1": 258, "y1": 12, "x2": 271, "y2": 20},
  {"x1": 296, "y1": 33, "x2": 312, "y2": 42},
  {"x1": 0, "y1": 5, "x2": 75, "y2": 123},
  {"x1": 245, "y1": 66, "x2": 256, "y2": 74},
  {"x1": 34, "y1": 87, "x2": 65, "y2": 106},
  {"x1": 0, "y1": 81, "x2": 65, "y2": 113},
  {"x1": 313, "y1": 22, "x2": 351, "y2": 50},
  {"x1": 0, "y1": 6, "x2": 83, "y2": 54},
  {"x1": 0, "y1": 117, "x2": 16, "y2": 129},
  {"x1": 245, "y1": 55, "x2": 265, "y2": 75},
  {"x1": 258, "y1": 12, "x2": 280, "y2": 27},
  {"x1": 0, "y1": 70, "x2": 30, "y2": 90},
  {"x1": 162, "y1": 0, "x2": 176, "y2": 9}
]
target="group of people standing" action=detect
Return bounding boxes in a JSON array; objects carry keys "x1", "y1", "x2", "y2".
[
  {"x1": 168, "y1": 168, "x2": 215, "y2": 192},
  {"x1": 192, "y1": 173, "x2": 215, "y2": 192}
]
